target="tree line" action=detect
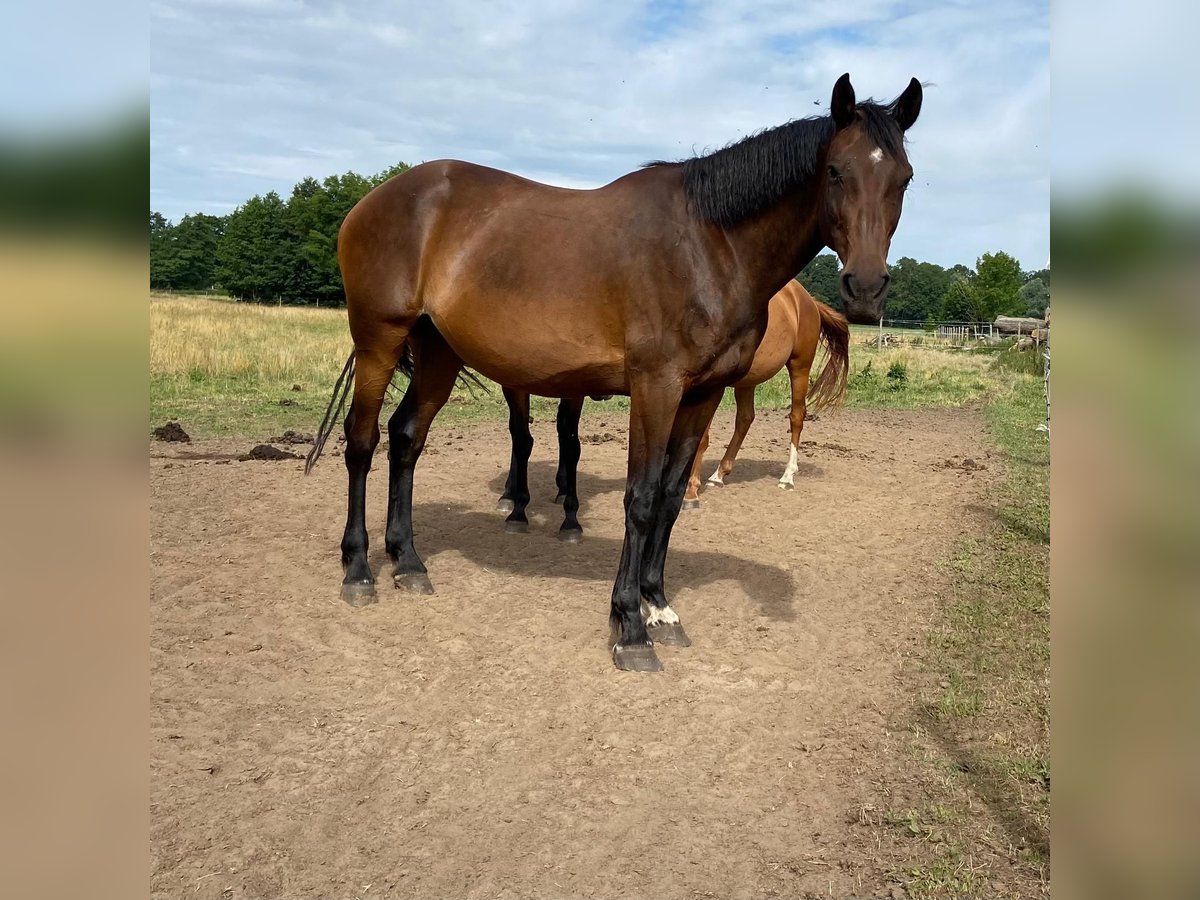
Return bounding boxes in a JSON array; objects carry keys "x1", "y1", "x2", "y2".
[
  {"x1": 151, "y1": 161, "x2": 1049, "y2": 321},
  {"x1": 150, "y1": 163, "x2": 409, "y2": 304},
  {"x1": 798, "y1": 252, "x2": 1049, "y2": 323}
]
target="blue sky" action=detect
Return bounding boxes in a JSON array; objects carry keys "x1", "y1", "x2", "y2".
[{"x1": 150, "y1": 0, "x2": 1049, "y2": 270}]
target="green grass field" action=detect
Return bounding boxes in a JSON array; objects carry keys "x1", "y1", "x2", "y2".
[{"x1": 150, "y1": 293, "x2": 1040, "y2": 437}]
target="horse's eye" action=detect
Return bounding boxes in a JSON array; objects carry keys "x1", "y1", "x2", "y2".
[
  {"x1": 828, "y1": 165, "x2": 843, "y2": 184},
  {"x1": 901, "y1": 177, "x2": 913, "y2": 192}
]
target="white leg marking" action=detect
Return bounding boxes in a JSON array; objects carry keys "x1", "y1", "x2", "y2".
[
  {"x1": 778, "y1": 443, "x2": 799, "y2": 489},
  {"x1": 707, "y1": 468, "x2": 724, "y2": 486},
  {"x1": 642, "y1": 602, "x2": 680, "y2": 627}
]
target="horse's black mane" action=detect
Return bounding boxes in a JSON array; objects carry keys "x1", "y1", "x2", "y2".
[{"x1": 644, "y1": 101, "x2": 905, "y2": 227}]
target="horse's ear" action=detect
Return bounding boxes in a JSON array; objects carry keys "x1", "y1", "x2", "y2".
[
  {"x1": 891, "y1": 77, "x2": 923, "y2": 131},
  {"x1": 831, "y1": 73, "x2": 856, "y2": 129}
]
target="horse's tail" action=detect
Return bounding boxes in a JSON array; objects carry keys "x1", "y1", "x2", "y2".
[
  {"x1": 305, "y1": 349, "x2": 357, "y2": 475},
  {"x1": 304, "y1": 342, "x2": 491, "y2": 475},
  {"x1": 806, "y1": 301, "x2": 851, "y2": 414}
]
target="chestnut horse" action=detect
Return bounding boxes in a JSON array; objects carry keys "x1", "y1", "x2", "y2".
[
  {"x1": 686, "y1": 281, "x2": 849, "y2": 506},
  {"x1": 308, "y1": 74, "x2": 922, "y2": 671},
  {"x1": 496, "y1": 281, "x2": 849, "y2": 535}
]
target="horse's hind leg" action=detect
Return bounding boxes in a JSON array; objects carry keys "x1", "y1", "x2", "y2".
[
  {"x1": 340, "y1": 342, "x2": 404, "y2": 606},
  {"x1": 384, "y1": 321, "x2": 464, "y2": 593},
  {"x1": 779, "y1": 358, "x2": 811, "y2": 490},
  {"x1": 496, "y1": 389, "x2": 530, "y2": 515},
  {"x1": 708, "y1": 386, "x2": 755, "y2": 486},
  {"x1": 555, "y1": 397, "x2": 585, "y2": 542},
  {"x1": 500, "y1": 387, "x2": 534, "y2": 533}
]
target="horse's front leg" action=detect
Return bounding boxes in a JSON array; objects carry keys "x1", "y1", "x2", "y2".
[
  {"x1": 681, "y1": 417, "x2": 712, "y2": 510},
  {"x1": 641, "y1": 387, "x2": 725, "y2": 645},
  {"x1": 609, "y1": 381, "x2": 681, "y2": 672},
  {"x1": 708, "y1": 385, "x2": 756, "y2": 486}
]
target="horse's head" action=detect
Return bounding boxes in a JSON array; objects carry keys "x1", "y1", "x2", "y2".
[{"x1": 819, "y1": 74, "x2": 922, "y2": 325}]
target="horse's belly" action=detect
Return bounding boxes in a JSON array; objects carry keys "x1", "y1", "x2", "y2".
[{"x1": 428, "y1": 307, "x2": 627, "y2": 397}]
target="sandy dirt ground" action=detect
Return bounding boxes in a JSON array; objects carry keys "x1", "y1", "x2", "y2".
[{"x1": 151, "y1": 406, "x2": 996, "y2": 899}]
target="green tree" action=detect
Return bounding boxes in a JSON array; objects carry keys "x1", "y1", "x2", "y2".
[
  {"x1": 886, "y1": 256, "x2": 953, "y2": 322},
  {"x1": 169, "y1": 213, "x2": 224, "y2": 289},
  {"x1": 939, "y1": 276, "x2": 982, "y2": 322},
  {"x1": 972, "y1": 251, "x2": 1025, "y2": 321},
  {"x1": 797, "y1": 253, "x2": 842, "y2": 309},
  {"x1": 218, "y1": 192, "x2": 294, "y2": 301},
  {"x1": 150, "y1": 211, "x2": 175, "y2": 289},
  {"x1": 1020, "y1": 276, "x2": 1050, "y2": 317}
]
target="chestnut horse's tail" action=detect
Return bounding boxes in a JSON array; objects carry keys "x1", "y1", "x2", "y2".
[
  {"x1": 305, "y1": 349, "x2": 357, "y2": 475},
  {"x1": 806, "y1": 301, "x2": 851, "y2": 414}
]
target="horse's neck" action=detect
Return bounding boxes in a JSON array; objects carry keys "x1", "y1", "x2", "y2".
[{"x1": 724, "y1": 185, "x2": 825, "y2": 313}]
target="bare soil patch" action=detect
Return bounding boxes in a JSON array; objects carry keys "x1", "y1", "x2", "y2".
[{"x1": 151, "y1": 407, "x2": 997, "y2": 899}]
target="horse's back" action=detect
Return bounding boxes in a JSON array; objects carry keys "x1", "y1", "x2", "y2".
[{"x1": 340, "y1": 160, "x2": 687, "y2": 395}]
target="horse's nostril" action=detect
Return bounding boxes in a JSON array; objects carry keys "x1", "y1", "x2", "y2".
[{"x1": 841, "y1": 272, "x2": 855, "y2": 295}]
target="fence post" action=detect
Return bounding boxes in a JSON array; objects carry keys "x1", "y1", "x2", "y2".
[{"x1": 878, "y1": 317, "x2": 883, "y2": 350}]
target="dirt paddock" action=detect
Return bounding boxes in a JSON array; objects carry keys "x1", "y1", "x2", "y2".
[{"x1": 151, "y1": 407, "x2": 996, "y2": 899}]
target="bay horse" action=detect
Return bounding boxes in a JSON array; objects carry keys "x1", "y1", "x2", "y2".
[
  {"x1": 494, "y1": 281, "x2": 849, "y2": 539},
  {"x1": 309, "y1": 73, "x2": 922, "y2": 671}
]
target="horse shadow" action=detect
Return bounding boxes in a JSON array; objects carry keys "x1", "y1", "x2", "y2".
[
  {"x1": 694, "y1": 456, "x2": 824, "y2": 487},
  {"x1": 486, "y1": 457, "x2": 824, "y2": 503},
  {"x1": 371, "y1": 500, "x2": 798, "y2": 621},
  {"x1": 486, "y1": 459, "x2": 626, "y2": 509}
]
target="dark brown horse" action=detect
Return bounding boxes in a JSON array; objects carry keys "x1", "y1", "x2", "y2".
[{"x1": 310, "y1": 73, "x2": 922, "y2": 671}]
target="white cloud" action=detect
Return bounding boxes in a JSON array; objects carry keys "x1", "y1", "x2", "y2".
[{"x1": 151, "y1": 0, "x2": 1049, "y2": 269}]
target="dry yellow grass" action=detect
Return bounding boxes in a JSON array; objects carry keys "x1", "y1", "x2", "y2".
[{"x1": 150, "y1": 292, "x2": 350, "y2": 381}]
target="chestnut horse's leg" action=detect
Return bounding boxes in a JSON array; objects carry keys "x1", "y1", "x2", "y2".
[
  {"x1": 640, "y1": 388, "x2": 725, "y2": 646},
  {"x1": 779, "y1": 358, "x2": 812, "y2": 490},
  {"x1": 681, "y1": 417, "x2": 712, "y2": 510},
  {"x1": 554, "y1": 397, "x2": 585, "y2": 542},
  {"x1": 497, "y1": 387, "x2": 534, "y2": 532},
  {"x1": 340, "y1": 344, "x2": 403, "y2": 606},
  {"x1": 383, "y1": 324, "x2": 464, "y2": 594},
  {"x1": 496, "y1": 389, "x2": 529, "y2": 514},
  {"x1": 707, "y1": 385, "x2": 756, "y2": 486},
  {"x1": 610, "y1": 381, "x2": 683, "y2": 672}
]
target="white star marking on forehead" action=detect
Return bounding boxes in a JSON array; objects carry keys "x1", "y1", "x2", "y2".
[{"x1": 869, "y1": 147, "x2": 884, "y2": 164}]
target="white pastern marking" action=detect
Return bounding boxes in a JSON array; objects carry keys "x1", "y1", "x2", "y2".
[
  {"x1": 707, "y1": 469, "x2": 724, "y2": 485},
  {"x1": 779, "y1": 444, "x2": 800, "y2": 487},
  {"x1": 643, "y1": 603, "x2": 680, "y2": 627},
  {"x1": 869, "y1": 147, "x2": 884, "y2": 164}
]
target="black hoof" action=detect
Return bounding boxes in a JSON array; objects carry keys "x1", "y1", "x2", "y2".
[
  {"x1": 394, "y1": 572, "x2": 434, "y2": 595},
  {"x1": 648, "y1": 621, "x2": 692, "y2": 647},
  {"x1": 681, "y1": 498, "x2": 701, "y2": 510},
  {"x1": 504, "y1": 519, "x2": 530, "y2": 534},
  {"x1": 341, "y1": 581, "x2": 377, "y2": 607},
  {"x1": 496, "y1": 497, "x2": 515, "y2": 513},
  {"x1": 557, "y1": 526, "x2": 583, "y2": 543},
  {"x1": 613, "y1": 643, "x2": 663, "y2": 672}
]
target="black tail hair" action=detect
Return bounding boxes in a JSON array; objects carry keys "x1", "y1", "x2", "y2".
[
  {"x1": 304, "y1": 347, "x2": 491, "y2": 475},
  {"x1": 305, "y1": 350, "x2": 356, "y2": 475}
]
